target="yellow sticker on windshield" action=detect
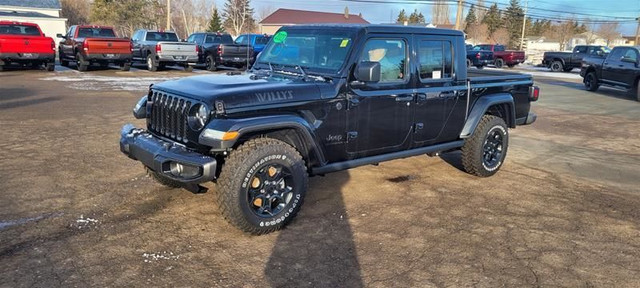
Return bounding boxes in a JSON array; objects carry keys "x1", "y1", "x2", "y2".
[{"x1": 340, "y1": 39, "x2": 350, "y2": 48}]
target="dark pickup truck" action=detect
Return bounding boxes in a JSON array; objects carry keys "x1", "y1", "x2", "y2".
[
  {"x1": 187, "y1": 32, "x2": 253, "y2": 71},
  {"x1": 543, "y1": 45, "x2": 610, "y2": 72},
  {"x1": 120, "y1": 24, "x2": 539, "y2": 234},
  {"x1": 57, "y1": 25, "x2": 132, "y2": 71},
  {"x1": 466, "y1": 44, "x2": 494, "y2": 69},
  {"x1": 581, "y1": 46, "x2": 640, "y2": 101}
]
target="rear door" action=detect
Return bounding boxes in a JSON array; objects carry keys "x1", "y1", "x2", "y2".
[
  {"x1": 412, "y1": 35, "x2": 466, "y2": 146},
  {"x1": 346, "y1": 36, "x2": 414, "y2": 158}
]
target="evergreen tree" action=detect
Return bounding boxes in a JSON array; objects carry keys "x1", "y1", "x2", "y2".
[
  {"x1": 396, "y1": 9, "x2": 408, "y2": 24},
  {"x1": 408, "y1": 9, "x2": 425, "y2": 24},
  {"x1": 503, "y1": 0, "x2": 524, "y2": 48},
  {"x1": 207, "y1": 7, "x2": 223, "y2": 32},
  {"x1": 481, "y1": 3, "x2": 502, "y2": 39},
  {"x1": 464, "y1": 4, "x2": 477, "y2": 33}
]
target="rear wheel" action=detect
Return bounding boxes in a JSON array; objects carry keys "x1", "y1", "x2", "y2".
[
  {"x1": 216, "y1": 138, "x2": 308, "y2": 235},
  {"x1": 461, "y1": 115, "x2": 509, "y2": 177},
  {"x1": 146, "y1": 54, "x2": 158, "y2": 71},
  {"x1": 495, "y1": 58, "x2": 504, "y2": 69},
  {"x1": 46, "y1": 62, "x2": 55, "y2": 72},
  {"x1": 76, "y1": 52, "x2": 88, "y2": 71},
  {"x1": 550, "y1": 60, "x2": 563, "y2": 72},
  {"x1": 584, "y1": 72, "x2": 599, "y2": 92},
  {"x1": 206, "y1": 55, "x2": 217, "y2": 71}
]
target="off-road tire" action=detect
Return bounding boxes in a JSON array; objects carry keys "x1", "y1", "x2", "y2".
[
  {"x1": 216, "y1": 138, "x2": 308, "y2": 235},
  {"x1": 46, "y1": 62, "x2": 55, "y2": 72},
  {"x1": 550, "y1": 60, "x2": 563, "y2": 72},
  {"x1": 495, "y1": 58, "x2": 504, "y2": 69},
  {"x1": 76, "y1": 52, "x2": 88, "y2": 71},
  {"x1": 461, "y1": 115, "x2": 509, "y2": 177},
  {"x1": 206, "y1": 55, "x2": 217, "y2": 71},
  {"x1": 634, "y1": 81, "x2": 640, "y2": 102},
  {"x1": 120, "y1": 62, "x2": 131, "y2": 71},
  {"x1": 146, "y1": 54, "x2": 158, "y2": 71},
  {"x1": 147, "y1": 167, "x2": 182, "y2": 188},
  {"x1": 584, "y1": 72, "x2": 599, "y2": 92}
]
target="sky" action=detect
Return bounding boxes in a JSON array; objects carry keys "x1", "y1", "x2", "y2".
[{"x1": 212, "y1": 0, "x2": 640, "y2": 36}]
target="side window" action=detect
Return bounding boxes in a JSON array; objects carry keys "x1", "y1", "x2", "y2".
[
  {"x1": 187, "y1": 34, "x2": 196, "y2": 43},
  {"x1": 194, "y1": 34, "x2": 204, "y2": 44},
  {"x1": 359, "y1": 39, "x2": 406, "y2": 83},
  {"x1": 575, "y1": 46, "x2": 587, "y2": 54},
  {"x1": 205, "y1": 35, "x2": 216, "y2": 43},
  {"x1": 418, "y1": 40, "x2": 453, "y2": 80},
  {"x1": 624, "y1": 49, "x2": 638, "y2": 62},
  {"x1": 236, "y1": 35, "x2": 247, "y2": 45},
  {"x1": 495, "y1": 45, "x2": 505, "y2": 52},
  {"x1": 67, "y1": 26, "x2": 76, "y2": 38},
  {"x1": 609, "y1": 48, "x2": 626, "y2": 61}
]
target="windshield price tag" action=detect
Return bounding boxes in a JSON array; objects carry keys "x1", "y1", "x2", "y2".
[
  {"x1": 340, "y1": 39, "x2": 350, "y2": 48},
  {"x1": 273, "y1": 31, "x2": 288, "y2": 43}
]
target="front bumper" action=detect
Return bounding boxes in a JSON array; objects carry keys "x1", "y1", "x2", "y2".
[{"x1": 119, "y1": 124, "x2": 217, "y2": 184}]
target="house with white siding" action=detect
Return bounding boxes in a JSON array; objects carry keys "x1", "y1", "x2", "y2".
[{"x1": 0, "y1": 0, "x2": 67, "y2": 39}]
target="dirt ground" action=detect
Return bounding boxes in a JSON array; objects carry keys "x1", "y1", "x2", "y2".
[{"x1": 1, "y1": 66, "x2": 639, "y2": 287}]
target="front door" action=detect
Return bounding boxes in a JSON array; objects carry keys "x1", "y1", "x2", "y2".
[
  {"x1": 602, "y1": 48, "x2": 626, "y2": 84},
  {"x1": 346, "y1": 36, "x2": 414, "y2": 158}
]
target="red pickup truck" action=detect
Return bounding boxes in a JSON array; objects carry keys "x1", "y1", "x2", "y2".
[
  {"x1": 475, "y1": 44, "x2": 525, "y2": 68},
  {"x1": 57, "y1": 25, "x2": 132, "y2": 71},
  {"x1": 0, "y1": 21, "x2": 55, "y2": 71}
]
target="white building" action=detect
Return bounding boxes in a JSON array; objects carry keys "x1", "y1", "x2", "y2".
[
  {"x1": 524, "y1": 36, "x2": 560, "y2": 64},
  {"x1": 567, "y1": 32, "x2": 626, "y2": 50},
  {"x1": 0, "y1": 0, "x2": 67, "y2": 40}
]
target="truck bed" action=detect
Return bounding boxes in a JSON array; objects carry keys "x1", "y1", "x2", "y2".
[{"x1": 468, "y1": 69, "x2": 533, "y2": 86}]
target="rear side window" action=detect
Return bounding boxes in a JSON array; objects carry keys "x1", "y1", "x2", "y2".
[
  {"x1": 574, "y1": 46, "x2": 587, "y2": 53},
  {"x1": 418, "y1": 40, "x2": 453, "y2": 80},
  {"x1": 255, "y1": 36, "x2": 270, "y2": 44},
  {"x1": 494, "y1": 45, "x2": 505, "y2": 52},
  {"x1": 78, "y1": 28, "x2": 116, "y2": 38},
  {"x1": 235, "y1": 35, "x2": 247, "y2": 45},
  {"x1": 624, "y1": 49, "x2": 638, "y2": 62},
  {"x1": 0, "y1": 24, "x2": 41, "y2": 36},
  {"x1": 146, "y1": 32, "x2": 179, "y2": 42},
  {"x1": 205, "y1": 34, "x2": 233, "y2": 44}
]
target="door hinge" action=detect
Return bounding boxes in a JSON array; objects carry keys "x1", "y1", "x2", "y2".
[
  {"x1": 414, "y1": 123, "x2": 424, "y2": 133},
  {"x1": 347, "y1": 131, "x2": 358, "y2": 142}
]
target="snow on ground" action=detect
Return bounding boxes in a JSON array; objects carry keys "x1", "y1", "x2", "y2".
[
  {"x1": 142, "y1": 251, "x2": 180, "y2": 262},
  {"x1": 506, "y1": 65, "x2": 584, "y2": 81},
  {"x1": 74, "y1": 214, "x2": 99, "y2": 229},
  {"x1": 41, "y1": 73, "x2": 182, "y2": 91}
]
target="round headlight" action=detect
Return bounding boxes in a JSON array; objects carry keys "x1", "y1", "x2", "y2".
[{"x1": 188, "y1": 104, "x2": 210, "y2": 130}]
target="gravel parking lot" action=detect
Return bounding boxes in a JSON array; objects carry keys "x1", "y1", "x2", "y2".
[{"x1": 1, "y1": 65, "x2": 639, "y2": 287}]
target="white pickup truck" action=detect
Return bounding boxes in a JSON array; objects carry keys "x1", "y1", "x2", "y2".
[{"x1": 131, "y1": 29, "x2": 198, "y2": 71}]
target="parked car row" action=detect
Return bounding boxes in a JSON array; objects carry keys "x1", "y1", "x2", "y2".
[
  {"x1": 464, "y1": 44, "x2": 526, "y2": 69},
  {"x1": 0, "y1": 21, "x2": 271, "y2": 72}
]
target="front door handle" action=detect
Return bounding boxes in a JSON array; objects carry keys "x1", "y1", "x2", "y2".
[
  {"x1": 393, "y1": 95, "x2": 414, "y2": 102},
  {"x1": 439, "y1": 91, "x2": 456, "y2": 98}
]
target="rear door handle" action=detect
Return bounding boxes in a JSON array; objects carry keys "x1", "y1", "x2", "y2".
[{"x1": 439, "y1": 91, "x2": 456, "y2": 98}]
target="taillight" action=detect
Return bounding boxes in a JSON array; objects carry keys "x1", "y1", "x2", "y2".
[
  {"x1": 83, "y1": 39, "x2": 89, "y2": 51},
  {"x1": 51, "y1": 40, "x2": 55, "y2": 51},
  {"x1": 218, "y1": 45, "x2": 223, "y2": 57},
  {"x1": 476, "y1": 53, "x2": 481, "y2": 59},
  {"x1": 529, "y1": 86, "x2": 540, "y2": 101},
  {"x1": 196, "y1": 45, "x2": 200, "y2": 54},
  {"x1": 129, "y1": 42, "x2": 133, "y2": 52},
  {"x1": 155, "y1": 43, "x2": 161, "y2": 53}
]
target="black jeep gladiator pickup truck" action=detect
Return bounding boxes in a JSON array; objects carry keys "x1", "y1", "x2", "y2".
[
  {"x1": 581, "y1": 46, "x2": 640, "y2": 101},
  {"x1": 543, "y1": 45, "x2": 610, "y2": 72},
  {"x1": 120, "y1": 25, "x2": 539, "y2": 234}
]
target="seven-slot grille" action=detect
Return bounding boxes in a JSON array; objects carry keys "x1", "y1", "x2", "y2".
[{"x1": 148, "y1": 90, "x2": 192, "y2": 143}]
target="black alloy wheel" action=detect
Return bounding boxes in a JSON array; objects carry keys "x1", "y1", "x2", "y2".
[
  {"x1": 482, "y1": 128, "x2": 504, "y2": 169},
  {"x1": 550, "y1": 61, "x2": 563, "y2": 72},
  {"x1": 584, "y1": 72, "x2": 599, "y2": 91},
  {"x1": 246, "y1": 164, "x2": 295, "y2": 218}
]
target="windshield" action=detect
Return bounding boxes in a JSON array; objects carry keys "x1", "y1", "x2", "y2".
[
  {"x1": 146, "y1": 32, "x2": 179, "y2": 42},
  {"x1": 78, "y1": 27, "x2": 116, "y2": 38},
  {"x1": 255, "y1": 29, "x2": 356, "y2": 74},
  {"x1": 0, "y1": 24, "x2": 41, "y2": 36}
]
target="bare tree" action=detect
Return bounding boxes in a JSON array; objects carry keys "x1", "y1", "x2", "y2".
[
  {"x1": 223, "y1": 0, "x2": 256, "y2": 36},
  {"x1": 543, "y1": 20, "x2": 580, "y2": 50},
  {"x1": 491, "y1": 28, "x2": 510, "y2": 44},
  {"x1": 584, "y1": 19, "x2": 599, "y2": 44},
  {"x1": 257, "y1": 5, "x2": 276, "y2": 22},
  {"x1": 466, "y1": 23, "x2": 488, "y2": 44},
  {"x1": 597, "y1": 23, "x2": 621, "y2": 46},
  {"x1": 476, "y1": 0, "x2": 486, "y2": 22},
  {"x1": 432, "y1": 0, "x2": 451, "y2": 25},
  {"x1": 60, "y1": 0, "x2": 90, "y2": 26},
  {"x1": 170, "y1": 0, "x2": 210, "y2": 38}
]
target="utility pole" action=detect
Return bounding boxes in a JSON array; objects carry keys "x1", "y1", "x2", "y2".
[
  {"x1": 519, "y1": 0, "x2": 528, "y2": 50},
  {"x1": 166, "y1": 0, "x2": 171, "y2": 30},
  {"x1": 455, "y1": 0, "x2": 464, "y2": 30},
  {"x1": 635, "y1": 16, "x2": 640, "y2": 45}
]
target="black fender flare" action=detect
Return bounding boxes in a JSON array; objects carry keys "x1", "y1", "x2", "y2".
[
  {"x1": 459, "y1": 93, "x2": 515, "y2": 138},
  {"x1": 199, "y1": 115, "x2": 326, "y2": 165}
]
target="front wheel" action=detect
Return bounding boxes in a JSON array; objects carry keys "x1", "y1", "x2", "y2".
[
  {"x1": 216, "y1": 138, "x2": 308, "y2": 235},
  {"x1": 495, "y1": 58, "x2": 504, "y2": 69},
  {"x1": 461, "y1": 115, "x2": 509, "y2": 177},
  {"x1": 584, "y1": 72, "x2": 599, "y2": 92},
  {"x1": 206, "y1": 55, "x2": 217, "y2": 71}
]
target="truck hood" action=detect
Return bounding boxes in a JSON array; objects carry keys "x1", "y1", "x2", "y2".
[{"x1": 151, "y1": 73, "x2": 323, "y2": 109}]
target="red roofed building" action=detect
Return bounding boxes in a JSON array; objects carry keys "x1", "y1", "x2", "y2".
[{"x1": 259, "y1": 8, "x2": 369, "y2": 35}]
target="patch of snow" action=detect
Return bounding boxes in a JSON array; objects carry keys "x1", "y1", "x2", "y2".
[
  {"x1": 142, "y1": 251, "x2": 180, "y2": 263},
  {"x1": 40, "y1": 74, "x2": 182, "y2": 91},
  {"x1": 75, "y1": 214, "x2": 99, "y2": 229}
]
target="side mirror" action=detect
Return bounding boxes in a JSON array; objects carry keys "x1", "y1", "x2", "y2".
[
  {"x1": 56, "y1": 33, "x2": 65, "y2": 39},
  {"x1": 355, "y1": 61, "x2": 381, "y2": 83}
]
